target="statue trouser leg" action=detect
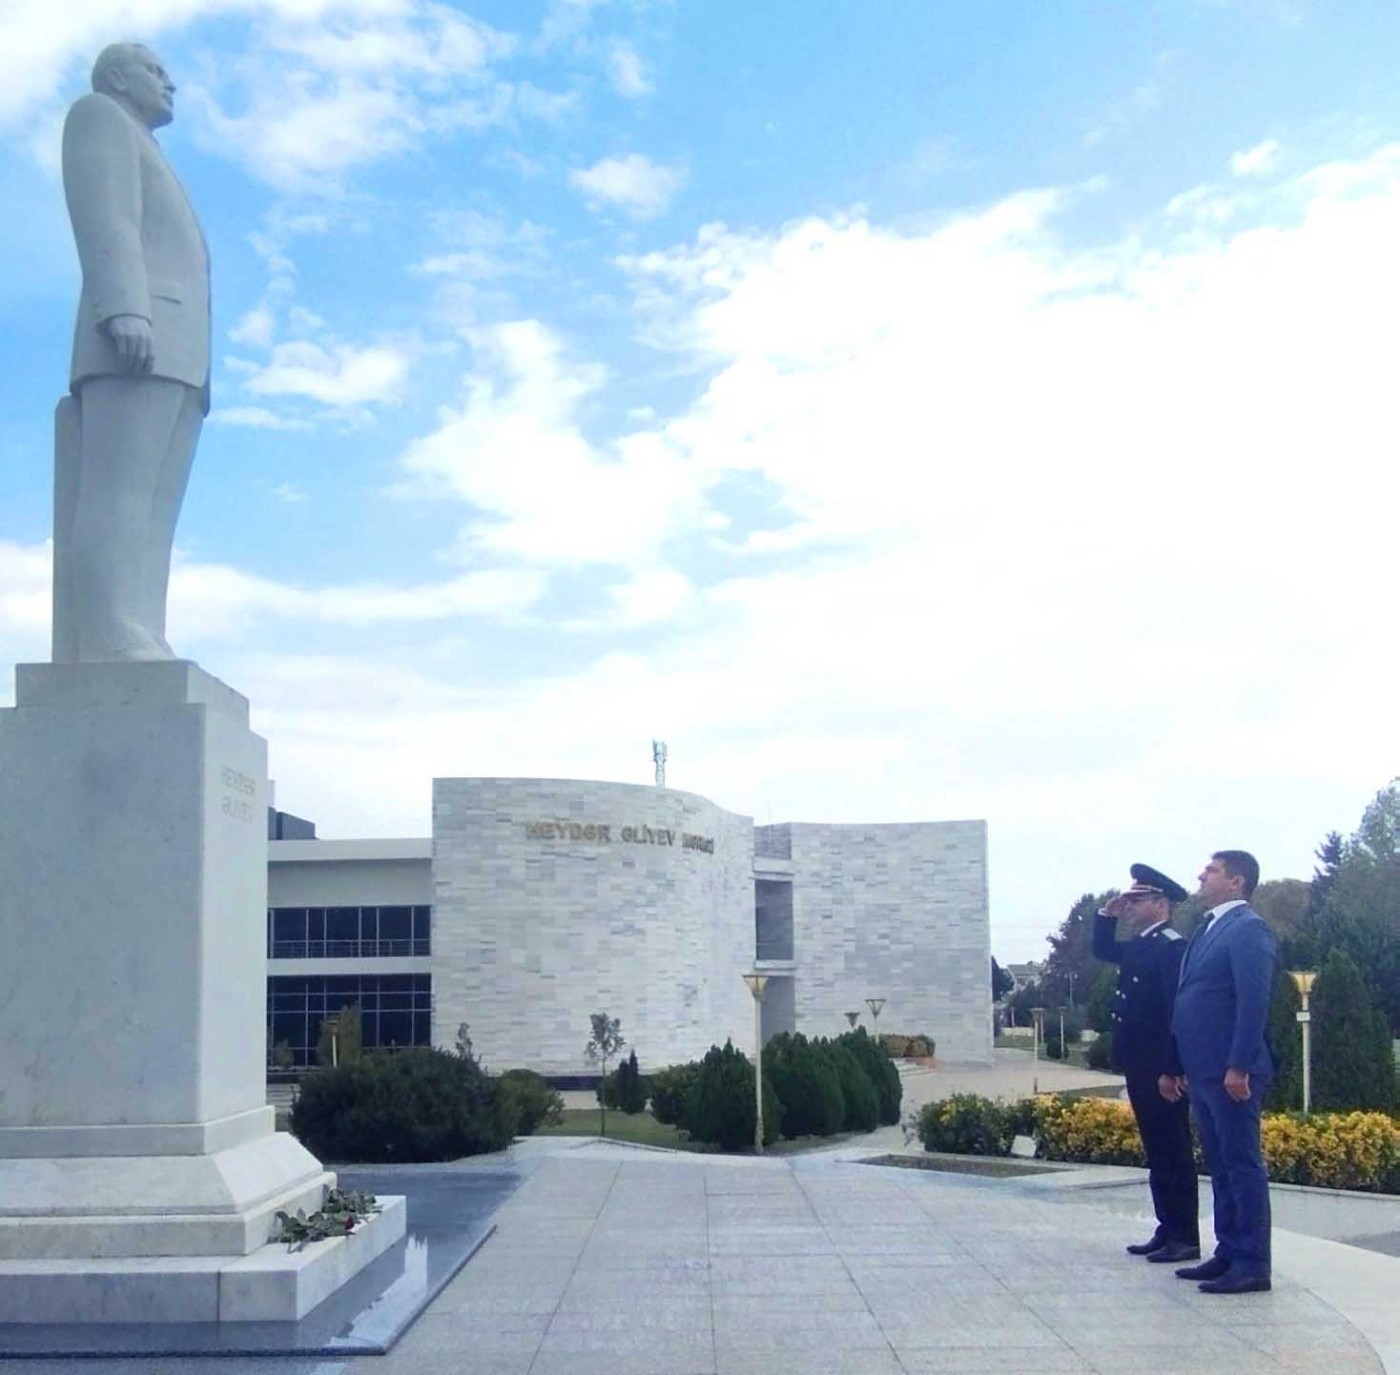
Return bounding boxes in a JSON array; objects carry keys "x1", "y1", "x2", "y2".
[
  {"x1": 67, "y1": 376, "x2": 202, "y2": 662},
  {"x1": 143, "y1": 387, "x2": 203, "y2": 650}
]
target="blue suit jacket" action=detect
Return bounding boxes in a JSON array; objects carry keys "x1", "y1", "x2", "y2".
[{"x1": 1168, "y1": 904, "x2": 1277, "y2": 1080}]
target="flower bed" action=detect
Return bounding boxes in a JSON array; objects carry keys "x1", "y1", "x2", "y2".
[{"x1": 913, "y1": 1093, "x2": 1400, "y2": 1193}]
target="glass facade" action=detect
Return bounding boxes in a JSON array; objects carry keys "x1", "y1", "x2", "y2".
[
  {"x1": 266, "y1": 973, "x2": 432, "y2": 1067},
  {"x1": 266, "y1": 905, "x2": 431, "y2": 958}
]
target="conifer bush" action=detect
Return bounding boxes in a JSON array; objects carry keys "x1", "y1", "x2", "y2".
[
  {"x1": 1310, "y1": 950, "x2": 1397, "y2": 1113},
  {"x1": 598, "y1": 1049, "x2": 650, "y2": 1114},
  {"x1": 686, "y1": 1041, "x2": 780, "y2": 1150},
  {"x1": 649, "y1": 1062, "x2": 700, "y2": 1128},
  {"x1": 825, "y1": 1038, "x2": 879, "y2": 1131},
  {"x1": 762, "y1": 1032, "x2": 843, "y2": 1138},
  {"x1": 291, "y1": 1046, "x2": 513, "y2": 1162},
  {"x1": 498, "y1": 1069, "x2": 564, "y2": 1135},
  {"x1": 836, "y1": 1027, "x2": 902, "y2": 1124}
]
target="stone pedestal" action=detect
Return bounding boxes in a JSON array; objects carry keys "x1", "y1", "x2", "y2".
[{"x1": 0, "y1": 661, "x2": 403, "y2": 1322}]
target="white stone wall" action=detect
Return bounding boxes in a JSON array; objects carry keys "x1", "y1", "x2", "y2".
[
  {"x1": 431, "y1": 779, "x2": 756, "y2": 1075},
  {"x1": 781, "y1": 821, "x2": 992, "y2": 1063}
]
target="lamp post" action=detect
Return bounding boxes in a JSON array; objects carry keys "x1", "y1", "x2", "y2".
[
  {"x1": 742, "y1": 973, "x2": 769, "y2": 1152},
  {"x1": 1031, "y1": 1007, "x2": 1046, "y2": 1061},
  {"x1": 845, "y1": 1011, "x2": 861, "y2": 1028},
  {"x1": 1290, "y1": 970, "x2": 1318, "y2": 1116},
  {"x1": 865, "y1": 997, "x2": 885, "y2": 1034}
]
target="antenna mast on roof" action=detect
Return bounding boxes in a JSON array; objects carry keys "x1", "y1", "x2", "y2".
[{"x1": 652, "y1": 739, "x2": 668, "y2": 788}]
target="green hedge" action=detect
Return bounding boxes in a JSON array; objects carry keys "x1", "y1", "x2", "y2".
[{"x1": 291, "y1": 1047, "x2": 514, "y2": 1162}]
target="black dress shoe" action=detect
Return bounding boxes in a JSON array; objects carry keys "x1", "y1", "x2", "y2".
[
  {"x1": 1175, "y1": 1257, "x2": 1230, "y2": 1280},
  {"x1": 1146, "y1": 1242, "x2": 1201, "y2": 1263},
  {"x1": 1199, "y1": 1273, "x2": 1271, "y2": 1294},
  {"x1": 1126, "y1": 1235, "x2": 1168, "y2": 1256}
]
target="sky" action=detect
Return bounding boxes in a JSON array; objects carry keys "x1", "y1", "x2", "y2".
[{"x1": 2, "y1": 0, "x2": 1398, "y2": 962}]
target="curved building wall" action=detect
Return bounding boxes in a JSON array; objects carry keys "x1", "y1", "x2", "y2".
[
  {"x1": 783, "y1": 820, "x2": 992, "y2": 1064},
  {"x1": 431, "y1": 778, "x2": 756, "y2": 1075}
]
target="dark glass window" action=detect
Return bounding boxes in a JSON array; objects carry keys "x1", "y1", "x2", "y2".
[
  {"x1": 267, "y1": 906, "x2": 433, "y2": 959},
  {"x1": 265, "y1": 973, "x2": 432, "y2": 1067}
]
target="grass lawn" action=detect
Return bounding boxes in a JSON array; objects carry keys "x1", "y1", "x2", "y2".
[
  {"x1": 535, "y1": 1108, "x2": 717, "y2": 1152},
  {"x1": 534, "y1": 1109, "x2": 875, "y2": 1156}
]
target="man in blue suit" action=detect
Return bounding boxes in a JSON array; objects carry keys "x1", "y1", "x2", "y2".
[{"x1": 1161, "y1": 851, "x2": 1277, "y2": 1294}]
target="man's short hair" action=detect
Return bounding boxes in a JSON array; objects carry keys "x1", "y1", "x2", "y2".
[
  {"x1": 91, "y1": 43, "x2": 147, "y2": 94},
  {"x1": 1213, "y1": 849, "x2": 1260, "y2": 899}
]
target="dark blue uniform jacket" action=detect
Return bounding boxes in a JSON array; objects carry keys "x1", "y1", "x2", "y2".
[{"x1": 1092, "y1": 914, "x2": 1186, "y2": 1080}]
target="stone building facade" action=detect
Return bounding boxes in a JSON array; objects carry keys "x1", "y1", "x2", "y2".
[{"x1": 265, "y1": 777, "x2": 992, "y2": 1072}]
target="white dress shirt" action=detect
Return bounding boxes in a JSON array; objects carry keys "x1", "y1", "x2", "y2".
[{"x1": 1201, "y1": 898, "x2": 1246, "y2": 933}]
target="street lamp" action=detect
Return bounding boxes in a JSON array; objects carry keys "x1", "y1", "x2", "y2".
[
  {"x1": 1290, "y1": 970, "x2": 1318, "y2": 1115},
  {"x1": 865, "y1": 997, "x2": 885, "y2": 1034},
  {"x1": 845, "y1": 1011, "x2": 861, "y2": 1028},
  {"x1": 1031, "y1": 1007, "x2": 1046, "y2": 1061},
  {"x1": 742, "y1": 973, "x2": 769, "y2": 1152}
]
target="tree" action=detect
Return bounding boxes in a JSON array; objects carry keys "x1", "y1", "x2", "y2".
[
  {"x1": 1309, "y1": 949, "x2": 1397, "y2": 1113},
  {"x1": 584, "y1": 1012, "x2": 625, "y2": 1135},
  {"x1": 990, "y1": 957, "x2": 1014, "y2": 1002},
  {"x1": 1042, "y1": 891, "x2": 1116, "y2": 1006},
  {"x1": 1263, "y1": 968, "x2": 1303, "y2": 1112},
  {"x1": 1295, "y1": 783, "x2": 1400, "y2": 1034},
  {"x1": 1251, "y1": 879, "x2": 1309, "y2": 945},
  {"x1": 1307, "y1": 831, "x2": 1345, "y2": 919}
]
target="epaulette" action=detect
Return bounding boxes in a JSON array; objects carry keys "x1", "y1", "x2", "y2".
[{"x1": 1159, "y1": 928, "x2": 1183, "y2": 941}]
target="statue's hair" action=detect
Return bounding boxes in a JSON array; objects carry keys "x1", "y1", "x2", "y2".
[{"x1": 91, "y1": 43, "x2": 149, "y2": 94}]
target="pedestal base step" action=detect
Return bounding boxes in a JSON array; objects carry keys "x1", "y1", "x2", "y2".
[{"x1": 0, "y1": 1196, "x2": 406, "y2": 1324}]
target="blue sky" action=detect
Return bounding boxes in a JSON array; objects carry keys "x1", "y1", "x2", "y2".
[{"x1": 3, "y1": 0, "x2": 1398, "y2": 960}]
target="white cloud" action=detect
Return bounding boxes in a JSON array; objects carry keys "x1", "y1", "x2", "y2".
[
  {"x1": 606, "y1": 39, "x2": 652, "y2": 98},
  {"x1": 0, "y1": 0, "x2": 430, "y2": 132},
  {"x1": 1231, "y1": 138, "x2": 1282, "y2": 177},
  {"x1": 396, "y1": 318, "x2": 711, "y2": 566},
  {"x1": 244, "y1": 337, "x2": 412, "y2": 407},
  {"x1": 273, "y1": 481, "x2": 307, "y2": 502},
  {"x1": 230, "y1": 303, "x2": 277, "y2": 348},
  {"x1": 213, "y1": 405, "x2": 313, "y2": 430},
  {"x1": 170, "y1": 560, "x2": 547, "y2": 637},
  {"x1": 570, "y1": 153, "x2": 686, "y2": 220}
]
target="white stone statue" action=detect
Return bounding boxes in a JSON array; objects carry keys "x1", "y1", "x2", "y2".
[{"x1": 53, "y1": 42, "x2": 210, "y2": 662}]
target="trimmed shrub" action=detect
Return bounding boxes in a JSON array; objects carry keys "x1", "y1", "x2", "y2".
[
  {"x1": 837, "y1": 1027, "x2": 902, "y2": 1125},
  {"x1": 825, "y1": 1039, "x2": 879, "y2": 1132},
  {"x1": 880, "y1": 1033, "x2": 935, "y2": 1059},
  {"x1": 1311, "y1": 951, "x2": 1398, "y2": 1113},
  {"x1": 616, "y1": 1049, "x2": 650, "y2": 1113},
  {"x1": 686, "y1": 1041, "x2": 779, "y2": 1150},
  {"x1": 763, "y1": 1032, "x2": 843, "y2": 1138},
  {"x1": 649, "y1": 1062, "x2": 700, "y2": 1129},
  {"x1": 1034, "y1": 1094, "x2": 1145, "y2": 1166},
  {"x1": 1085, "y1": 1030, "x2": 1114, "y2": 1070},
  {"x1": 498, "y1": 1069, "x2": 564, "y2": 1136},
  {"x1": 1262, "y1": 1111, "x2": 1400, "y2": 1192},
  {"x1": 915, "y1": 1094, "x2": 1013, "y2": 1155},
  {"x1": 291, "y1": 1047, "x2": 513, "y2": 1162}
]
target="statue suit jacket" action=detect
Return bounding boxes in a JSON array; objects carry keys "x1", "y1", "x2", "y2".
[
  {"x1": 62, "y1": 92, "x2": 210, "y2": 412},
  {"x1": 1167, "y1": 904, "x2": 1277, "y2": 1081}
]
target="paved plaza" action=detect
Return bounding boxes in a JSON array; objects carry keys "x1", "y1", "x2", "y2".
[{"x1": 11, "y1": 1129, "x2": 1397, "y2": 1375}]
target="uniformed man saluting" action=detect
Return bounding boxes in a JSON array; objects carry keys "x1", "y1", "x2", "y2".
[{"x1": 1093, "y1": 863, "x2": 1200, "y2": 1263}]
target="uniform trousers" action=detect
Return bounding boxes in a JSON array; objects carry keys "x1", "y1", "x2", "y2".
[{"x1": 1125, "y1": 1072, "x2": 1199, "y2": 1246}]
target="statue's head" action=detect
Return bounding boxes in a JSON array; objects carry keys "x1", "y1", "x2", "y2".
[{"x1": 91, "y1": 43, "x2": 175, "y2": 129}]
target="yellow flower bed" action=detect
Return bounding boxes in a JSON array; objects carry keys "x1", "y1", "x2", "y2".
[
  {"x1": 1032, "y1": 1096, "x2": 1400, "y2": 1192},
  {"x1": 1034, "y1": 1095, "x2": 1146, "y2": 1167},
  {"x1": 1261, "y1": 1111, "x2": 1400, "y2": 1191}
]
